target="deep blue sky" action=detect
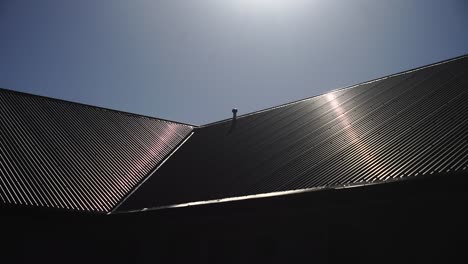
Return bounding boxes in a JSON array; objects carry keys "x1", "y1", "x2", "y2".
[{"x1": 1, "y1": 0, "x2": 467, "y2": 125}]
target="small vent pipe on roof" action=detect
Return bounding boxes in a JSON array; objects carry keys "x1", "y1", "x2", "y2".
[
  {"x1": 228, "y1": 108, "x2": 238, "y2": 134},
  {"x1": 232, "y1": 108, "x2": 238, "y2": 120}
]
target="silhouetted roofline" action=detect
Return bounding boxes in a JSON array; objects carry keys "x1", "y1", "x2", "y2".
[
  {"x1": 5, "y1": 52, "x2": 466, "y2": 129},
  {"x1": 199, "y1": 53, "x2": 468, "y2": 128},
  {"x1": 0, "y1": 87, "x2": 196, "y2": 127}
]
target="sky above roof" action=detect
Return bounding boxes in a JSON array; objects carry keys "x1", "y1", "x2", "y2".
[{"x1": 1, "y1": 0, "x2": 467, "y2": 125}]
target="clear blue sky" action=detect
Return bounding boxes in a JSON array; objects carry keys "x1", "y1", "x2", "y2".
[{"x1": 1, "y1": 0, "x2": 467, "y2": 125}]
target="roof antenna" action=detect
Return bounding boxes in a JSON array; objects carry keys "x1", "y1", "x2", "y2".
[{"x1": 228, "y1": 108, "x2": 238, "y2": 134}]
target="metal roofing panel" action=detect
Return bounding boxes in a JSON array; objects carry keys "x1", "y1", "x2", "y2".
[
  {"x1": 118, "y1": 55, "x2": 468, "y2": 211},
  {"x1": 0, "y1": 89, "x2": 193, "y2": 213}
]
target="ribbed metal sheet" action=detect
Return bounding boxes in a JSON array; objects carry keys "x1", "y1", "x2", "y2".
[
  {"x1": 118, "y1": 55, "x2": 468, "y2": 211},
  {"x1": 0, "y1": 90, "x2": 193, "y2": 213}
]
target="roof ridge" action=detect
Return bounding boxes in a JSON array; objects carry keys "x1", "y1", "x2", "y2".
[
  {"x1": 198, "y1": 53, "x2": 468, "y2": 128},
  {"x1": 0, "y1": 87, "x2": 196, "y2": 127}
]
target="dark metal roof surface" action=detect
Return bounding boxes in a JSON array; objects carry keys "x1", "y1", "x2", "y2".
[
  {"x1": 0, "y1": 89, "x2": 193, "y2": 213},
  {"x1": 118, "y1": 55, "x2": 468, "y2": 211}
]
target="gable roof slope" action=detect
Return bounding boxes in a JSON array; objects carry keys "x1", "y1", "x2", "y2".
[
  {"x1": 0, "y1": 88, "x2": 193, "y2": 213},
  {"x1": 118, "y1": 55, "x2": 468, "y2": 212}
]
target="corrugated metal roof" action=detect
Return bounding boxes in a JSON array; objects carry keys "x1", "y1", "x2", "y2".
[
  {"x1": 118, "y1": 55, "x2": 468, "y2": 212},
  {"x1": 0, "y1": 89, "x2": 193, "y2": 213}
]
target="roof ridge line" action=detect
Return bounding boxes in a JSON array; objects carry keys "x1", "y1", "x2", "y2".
[
  {"x1": 198, "y1": 53, "x2": 468, "y2": 128},
  {"x1": 0, "y1": 87, "x2": 196, "y2": 127}
]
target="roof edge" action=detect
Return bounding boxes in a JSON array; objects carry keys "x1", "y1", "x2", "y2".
[
  {"x1": 0, "y1": 87, "x2": 196, "y2": 127},
  {"x1": 112, "y1": 175, "x2": 423, "y2": 214},
  {"x1": 199, "y1": 53, "x2": 468, "y2": 128}
]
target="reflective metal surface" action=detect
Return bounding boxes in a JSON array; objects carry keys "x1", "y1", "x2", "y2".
[
  {"x1": 118, "y1": 55, "x2": 468, "y2": 211},
  {"x1": 0, "y1": 89, "x2": 193, "y2": 212}
]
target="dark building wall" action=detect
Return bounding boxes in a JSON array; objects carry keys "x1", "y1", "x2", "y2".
[{"x1": 2, "y1": 172, "x2": 467, "y2": 263}]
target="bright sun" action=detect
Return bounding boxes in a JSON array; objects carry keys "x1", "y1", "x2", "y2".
[
  {"x1": 230, "y1": 0, "x2": 307, "y2": 15},
  {"x1": 238, "y1": 0, "x2": 286, "y2": 10}
]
